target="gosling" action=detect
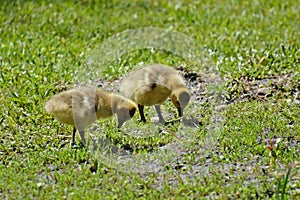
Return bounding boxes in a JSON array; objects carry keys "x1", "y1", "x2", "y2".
[
  {"x1": 45, "y1": 86, "x2": 137, "y2": 145},
  {"x1": 120, "y1": 64, "x2": 190, "y2": 124}
]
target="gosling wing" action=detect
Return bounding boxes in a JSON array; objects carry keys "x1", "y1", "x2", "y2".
[{"x1": 131, "y1": 83, "x2": 171, "y2": 106}]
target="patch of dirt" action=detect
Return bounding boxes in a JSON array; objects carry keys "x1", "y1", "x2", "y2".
[{"x1": 225, "y1": 74, "x2": 300, "y2": 103}]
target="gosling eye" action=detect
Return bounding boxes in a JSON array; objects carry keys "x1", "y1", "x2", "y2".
[
  {"x1": 171, "y1": 95, "x2": 180, "y2": 108},
  {"x1": 174, "y1": 100, "x2": 180, "y2": 108}
]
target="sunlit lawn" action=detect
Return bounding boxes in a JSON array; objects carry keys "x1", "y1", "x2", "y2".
[{"x1": 0, "y1": 0, "x2": 299, "y2": 199}]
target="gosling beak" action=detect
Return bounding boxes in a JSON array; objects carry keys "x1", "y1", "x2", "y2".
[
  {"x1": 117, "y1": 120, "x2": 125, "y2": 128},
  {"x1": 177, "y1": 107, "x2": 183, "y2": 118}
]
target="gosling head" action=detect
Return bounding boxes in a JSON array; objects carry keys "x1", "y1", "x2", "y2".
[
  {"x1": 112, "y1": 95, "x2": 137, "y2": 128},
  {"x1": 171, "y1": 87, "x2": 191, "y2": 117}
]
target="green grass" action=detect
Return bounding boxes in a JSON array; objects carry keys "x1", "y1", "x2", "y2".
[{"x1": 1, "y1": 0, "x2": 299, "y2": 199}]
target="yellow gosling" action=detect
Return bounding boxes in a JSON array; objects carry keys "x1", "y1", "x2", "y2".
[
  {"x1": 120, "y1": 64, "x2": 190, "y2": 123},
  {"x1": 45, "y1": 86, "x2": 137, "y2": 145}
]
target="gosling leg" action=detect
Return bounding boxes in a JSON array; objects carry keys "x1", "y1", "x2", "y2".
[
  {"x1": 138, "y1": 104, "x2": 146, "y2": 122},
  {"x1": 71, "y1": 127, "x2": 76, "y2": 146},
  {"x1": 78, "y1": 130, "x2": 86, "y2": 146},
  {"x1": 155, "y1": 105, "x2": 165, "y2": 124}
]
